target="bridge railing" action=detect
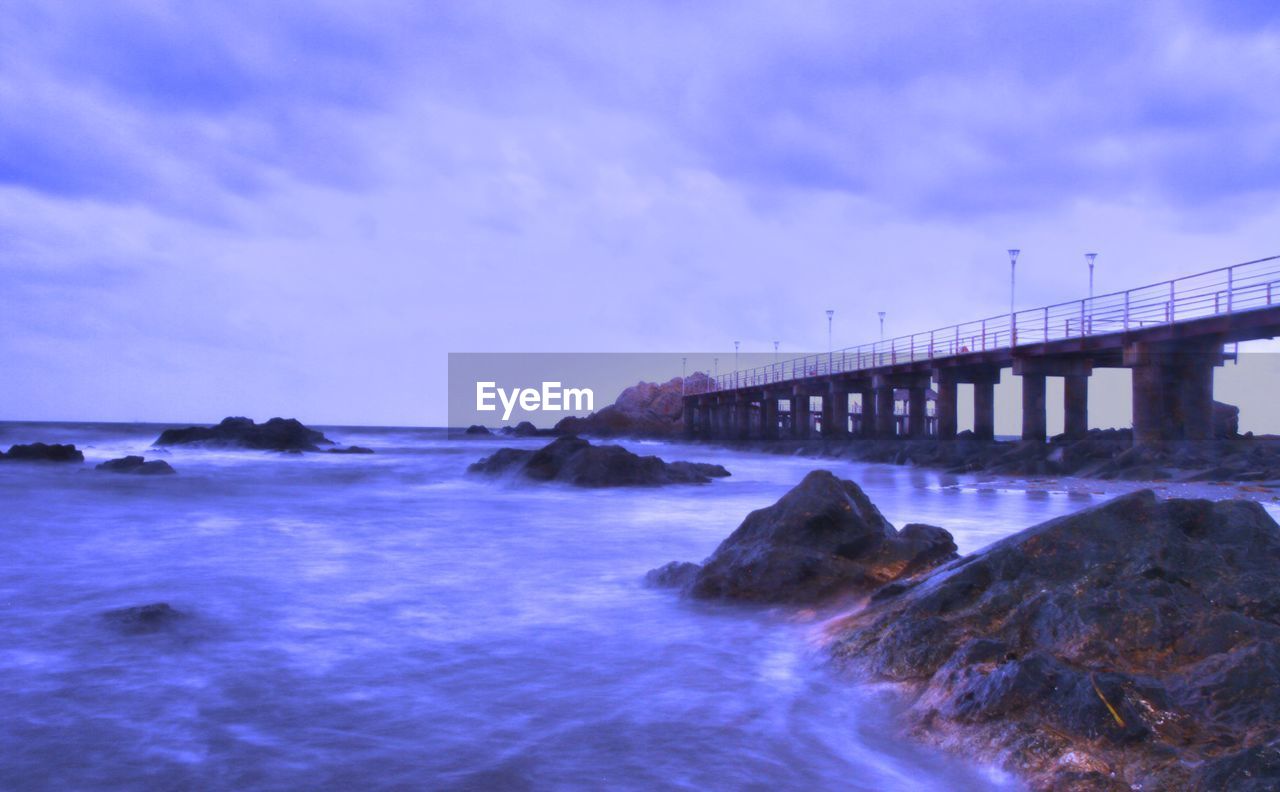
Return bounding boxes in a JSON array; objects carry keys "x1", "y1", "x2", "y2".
[{"x1": 708, "y1": 254, "x2": 1280, "y2": 392}]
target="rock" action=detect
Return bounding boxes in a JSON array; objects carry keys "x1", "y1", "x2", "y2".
[
  {"x1": 101, "y1": 602, "x2": 186, "y2": 634},
  {"x1": 644, "y1": 561, "x2": 703, "y2": 589},
  {"x1": 326, "y1": 446, "x2": 375, "y2": 454},
  {"x1": 554, "y1": 372, "x2": 714, "y2": 438},
  {"x1": 95, "y1": 456, "x2": 176, "y2": 475},
  {"x1": 154, "y1": 417, "x2": 332, "y2": 451},
  {"x1": 468, "y1": 435, "x2": 731, "y2": 487},
  {"x1": 826, "y1": 490, "x2": 1280, "y2": 790},
  {"x1": 464, "y1": 425, "x2": 491, "y2": 436},
  {"x1": 660, "y1": 470, "x2": 956, "y2": 603},
  {"x1": 0, "y1": 443, "x2": 84, "y2": 463}
]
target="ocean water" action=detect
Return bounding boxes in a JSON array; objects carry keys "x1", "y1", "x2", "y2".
[{"x1": 1, "y1": 422, "x2": 1272, "y2": 790}]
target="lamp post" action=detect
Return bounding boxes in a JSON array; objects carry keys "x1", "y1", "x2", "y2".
[
  {"x1": 681, "y1": 357, "x2": 687, "y2": 395},
  {"x1": 1085, "y1": 252, "x2": 1097, "y2": 300},
  {"x1": 1008, "y1": 248, "x2": 1020, "y2": 345},
  {"x1": 878, "y1": 311, "x2": 885, "y2": 340},
  {"x1": 773, "y1": 340, "x2": 779, "y2": 363},
  {"x1": 733, "y1": 341, "x2": 740, "y2": 388},
  {"x1": 713, "y1": 357, "x2": 719, "y2": 387},
  {"x1": 826, "y1": 309, "x2": 834, "y2": 372}
]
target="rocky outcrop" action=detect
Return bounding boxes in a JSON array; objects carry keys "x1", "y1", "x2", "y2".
[
  {"x1": 0, "y1": 443, "x2": 84, "y2": 463},
  {"x1": 554, "y1": 372, "x2": 713, "y2": 438},
  {"x1": 500, "y1": 421, "x2": 553, "y2": 437},
  {"x1": 327, "y1": 446, "x2": 375, "y2": 454},
  {"x1": 1214, "y1": 400, "x2": 1240, "y2": 438},
  {"x1": 101, "y1": 603, "x2": 186, "y2": 634},
  {"x1": 468, "y1": 435, "x2": 730, "y2": 487},
  {"x1": 154, "y1": 417, "x2": 332, "y2": 451},
  {"x1": 96, "y1": 456, "x2": 176, "y2": 475},
  {"x1": 648, "y1": 470, "x2": 957, "y2": 603},
  {"x1": 826, "y1": 490, "x2": 1280, "y2": 790},
  {"x1": 464, "y1": 425, "x2": 491, "y2": 436}
]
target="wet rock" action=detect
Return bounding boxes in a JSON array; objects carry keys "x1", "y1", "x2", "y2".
[
  {"x1": 101, "y1": 603, "x2": 186, "y2": 634},
  {"x1": 464, "y1": 425, "x2": 491, "y2": 436},
  {"x1": 653, "y1": 470, "x2": 957, "y2": 604},
  {"x1": 826, "y1": 490, "x2": 1280, "y2": 790},
  {"x1": 501, "y1": 421, "x2": 546, "y2": 437},
  {"x1": 1215, "y1": 400, "x2": 1241, "y2": 439},
  {"x1": 468, "y1": 435, "x2": 730, "y2": 487},
  {"x1": 554, "y1": 372, "x2": 714, "y2": 438},
  {"x1": 96, "y1": 456, "x2": 176, "y2": 475},
  {"x1": 327, "y1": 446, "x2": 375, "y2": 454},
  {"x1": 154, "y1": 417, "x2": 332, "y2": 451},
  {"x1": 0, "y1": 443, "x2": 84, "y2": 463},
  {"x1": 644, "y1": 561, "x2": 702, "y2": 589}
]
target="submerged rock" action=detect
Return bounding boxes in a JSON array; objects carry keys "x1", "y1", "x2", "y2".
[
  {"x1": 96, "y1": 456, "x2": 176, "y2": 475},
  {"x1": 154, "y1": 417, "x2": 332, "y2": 451},
  {"x1": 326, "y1": 446, "x2": 375, "y2": 454},
  {"x1": 650, "y1": 470, "x2": 956, "y2": 603},
  {"x1": 826, "y1": 490, "x2": 1280, "y2": 790},
  {"x1": 0, "y1": 443, "x2": 84, "y2": 463},
  {"x1": 101, "y1": 603, "x2": 186, "y2": 634},
  {"x1": 468, "y1": 435, "x2": 730, "y2": 487},
  {"x1": 500, "y1": 421, "x2": 549, "y2": 437},
  {"x1": 464, "y1": 425, "x2": 491, "y2": 436}
]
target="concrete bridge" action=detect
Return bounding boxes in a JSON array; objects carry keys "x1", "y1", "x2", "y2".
[{"x1": 683, "y1": 255, "x2": 1280, "y2": 446}]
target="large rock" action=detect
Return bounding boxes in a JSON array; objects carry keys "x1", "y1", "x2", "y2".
[
  {"x1": 0, "y1": 443, "x2": 84, "y2": 463},
  {"x1": 650, "y1": 470, "x2": 957, "y2": 603},
  {"x1": 468, "y1": 435, "x2": 730, "y2": 487},
  {"x1": 554, "y1": 372, "x2": 714, "y2": 438},
  {"x1": 826, "y1": 490, "x2": 1280, "y2": 790},
  {"x1": 154, "y1": 417, "x2": 332, "y2": 451},
  {"x1": 1214, "y1": 400, "x2": 1240, "y2": 438},
  {"x1": 96, "y1": 456, "x2": 176, "y2": 475}
]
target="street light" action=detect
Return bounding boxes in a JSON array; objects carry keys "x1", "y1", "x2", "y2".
[
  {"x1": 1085, "y1": 252, "x2": 1097, "y2": 300},
  {"x1": 1008, "y1": 249, "x2": 1020, "y2": 344},
  {"x1": 826, "y1": 309, "x2": 834, "y2": 372},
  {"x1": 733, "y1": 341, "x2": 740, "y2": 387},
  {"x1": 681, "y1": 356, "x2": 687, "y2": 395},
  {"x1": 773, "y1": 340, "x2": 779, "y2": 363},
  {"x1": 878, "y1": 311, "x2": 886, "y2": 340}
]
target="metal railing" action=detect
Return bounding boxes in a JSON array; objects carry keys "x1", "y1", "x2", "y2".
[{"x1": 708, "y1": 254, "x2": 1280, "y2": 392}]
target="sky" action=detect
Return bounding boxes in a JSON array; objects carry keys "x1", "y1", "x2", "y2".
[{"x1": 2, "y1": 1, "x2": 1280, "y2": 426}]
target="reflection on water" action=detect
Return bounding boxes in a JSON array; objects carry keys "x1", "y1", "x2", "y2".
[{"x1": 1, "y1": 422, "x2": 1271, "y2": 789}]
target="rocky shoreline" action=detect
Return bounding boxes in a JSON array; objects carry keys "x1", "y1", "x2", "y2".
[{"x1": 648, "y1": 472, "x2": 1280, "y2": 791}]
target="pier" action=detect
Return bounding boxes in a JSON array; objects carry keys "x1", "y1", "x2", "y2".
[{"x1": 684, "y1": 255, "x2": 1280, "y2": 446}]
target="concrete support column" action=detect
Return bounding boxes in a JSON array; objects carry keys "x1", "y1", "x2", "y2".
[
  {"x1": 1180, "y1": 361, "x2": 1214, "y2": 442},
  {"x1": 1064, "y1": 374, "x2": 1089, "y2": 439},
  {"x1": 717, "y1": 398, "x2": 732, "y2": 439},
  {"x1": 935, "y1": 375, "x2": 958, "y2": 440},
  {"x1": 827, "y1": 385, "x2": 849, "y2": 439},
  {"x1": 907, "y1": 387, "x2": 928, "y2": 437},
  {"x1": 682, "y1": 397, "x2": 697, "y2": 439},
  {"x1": 1021, "y1": 373, "x2": 1047, "y2": 444},
  {"x1": 858, "y1": 389, "x2": 876, "y2": 437},
  {"x1": 1131, "y1": 363, "x2": 1168, "y2": 447},
  {"x1": 735, "y1": 395, "x2": 750, "y2": 441},
  {"x1": 874, "y1": 386, "x2": 896, "y2": 437},
  {"x1": 761, "y1": 396, "x2": 779, "y2": 441},
  {"x1": 973, "y1": 382, "x2": 996, "y2": 441},
  {"x1": 792, "y1": 390, "x2": 811, "y2": 439}
]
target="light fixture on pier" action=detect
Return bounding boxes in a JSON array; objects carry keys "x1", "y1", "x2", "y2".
[
  {"x1": 826, "y1": 310, "x2": 834, "y2": 372},
  {"x1": 1085, "y1": 252, "x2": 1097, "y2": 300},
  {"x1": 773, "y1": 340, "x2": 779, "y2": 364},
  {"x1": 681, "y1": 357, "x2": 687, "y2": 395},
  {"x1": 734, "y1": 341, "x2": 740, "y2": 386},
  {"x1": 1008, "y1": 249, "x2": 1020, "y2": 343},
  {"x1": 878, "y1": 311, "x2": 886, "y2": 340}
]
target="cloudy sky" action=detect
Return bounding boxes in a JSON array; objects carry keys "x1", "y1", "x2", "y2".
[{"x1": 3, "y1": 1, "x2": 1279, "y2": 425}]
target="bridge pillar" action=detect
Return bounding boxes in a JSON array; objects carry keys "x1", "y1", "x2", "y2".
[
  {"x1": 757, "y1": 394, "x2": 778, "y2": 440},
  {"x1": 1020, "y1": 373, "x2": 1047, "y2": 444},
  {"x1": 734, "y1": 394, "x2": 750, "y2": 441},
  {"x1": 974, "y1": 382, "x2": 996, "y2": 440},
  {"x1": 934, "y1": 371, "x2": 958, "y2": 440},
  {"x1": 907, "y1": 386, "x2": 928, "y2": 437},
  {"x1": 826, "y1": 384, "x2": 849, "y2": 439},
  {"x1": 858, "y1": 387, "x2": 876, "y2": 437},
  {"x1": 1126, "y1": 341, "x2": 1222, "y2": 445},
  {"x1": 873, "y1": 383, "x2": 896, "y2": 437},
  {"x1": 792, "y1": 389, "x2": 811, "y2": 439},
  {"x1": 682, "y1": 396, "x2": 697, "y2": 439},
  {"x1": 1064, "y1": 374, "x2": 1089, "y2": 439},
  {"x1": 717, "y1": 397, "x2": 732, "y2": 440}
]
